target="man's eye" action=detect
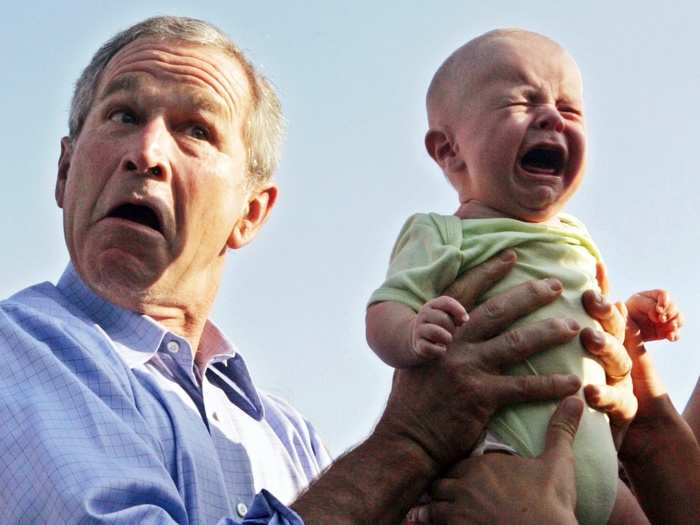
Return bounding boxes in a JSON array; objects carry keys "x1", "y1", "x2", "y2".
[
  {"x1": 189, "y1": 125, "x2": 210, "y2": 141},
  {"x1": 109, "y1": 110, "x2": 138, "y2": 125}
]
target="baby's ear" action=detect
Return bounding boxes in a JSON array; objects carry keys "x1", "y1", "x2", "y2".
[{"x1": 425, "y1": 128, "x2": 465, "y2": 174}]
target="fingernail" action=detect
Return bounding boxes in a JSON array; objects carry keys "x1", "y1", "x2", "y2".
[
  {"x1": 499, "y1": 249, "x2": 516, "y2": 262},
  {"x1": 546, "y1": 278, "x2": 562, "y2": 291},
  {"x1": 566, "y1": 375, "x2": 581, "y2": 389},
  {"x1": 567, "y1": 319, "x2": 580, "y2": 331},
  {"x1": 562, "y1": 397, "x2": 583, "y2": 417}
]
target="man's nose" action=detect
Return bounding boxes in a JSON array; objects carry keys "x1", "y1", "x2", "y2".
[
  {"x1": 534, "y1": 106, "x2": 566, "y2": 133},
  {"x1": 121, "y1": 118, "x2": 172, "y2": 178}
]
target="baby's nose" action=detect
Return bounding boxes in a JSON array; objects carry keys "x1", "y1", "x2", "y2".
[{"x1": 535, "y1": 106, "x2": 565, "y2": 133}]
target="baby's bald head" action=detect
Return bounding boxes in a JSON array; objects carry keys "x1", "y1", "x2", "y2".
[{"x1": 426, "y1": 29, "x2": 569, "y2": 129}]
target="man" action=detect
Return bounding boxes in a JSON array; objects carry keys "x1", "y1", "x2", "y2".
[{"x1": 0, "y1": 15, "x2": 683, "y2": 524}]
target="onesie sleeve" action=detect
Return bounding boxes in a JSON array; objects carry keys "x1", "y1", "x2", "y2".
[{"x1": 368, "y1": 213, "x2": 463, "y2": 312}]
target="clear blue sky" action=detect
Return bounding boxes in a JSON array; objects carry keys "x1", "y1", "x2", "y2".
[{"x1": 2, "y1": 1, "x2": 698, "y2": 454}]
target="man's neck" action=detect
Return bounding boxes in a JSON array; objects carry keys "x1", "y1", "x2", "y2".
[{"x1": 76, "y1": 264, "x2": 223, "y2": 365}]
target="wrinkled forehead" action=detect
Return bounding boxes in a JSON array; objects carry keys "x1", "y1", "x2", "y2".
[
  {"x1": 97, "y1": 37, "x2": 252, "y2": 119},
  {"x1": 467, "y1": 34, "x2": 583, "y2": 96}
]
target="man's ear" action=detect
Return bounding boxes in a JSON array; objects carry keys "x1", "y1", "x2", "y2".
[
  {"x1": 425, "y1": 128, "x2": 466, "y2": 174},
  {"x1": 228, "y1": 183, "x2": 278, "y2": 250},
  {"x1": 55, "y1": 137, "x2": 73, "y2": 208}
]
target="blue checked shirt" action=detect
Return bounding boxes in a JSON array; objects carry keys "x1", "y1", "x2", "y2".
[{"x1": 0, "y1": 264, "x2": 331, "y2": 524}]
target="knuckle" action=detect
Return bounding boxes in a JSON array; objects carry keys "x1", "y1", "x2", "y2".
[
  {"x1": 512, "y1": 374, "x2": 539, "y2": 396},
  {"x1": 599, "y1": 300, "x2": 614, "y2": 318},
  {"x1": 503, "y1": 329, "x2": 523, "y2": 353},
  {"x1": 525, "y1": 279, "x2": 542, "y2": 297},
  {"x1": 619, "y1": 354, "x2": 633, "y2": 374},
  {"x1": 483, "y1": 300, "x2": 504, "y2": 320},
  {"x1": 549, "y1": 418, "x2": 577, "y2": 439},
  {"x1": 483, "y1": 261, "x2": 502, "y2": 280},
  {"x1": 538, "y1": 374, "x2": 557, "y2": 396},
  {"x1": 546, "y1": 318, "x2": 565, "y2": 334}
]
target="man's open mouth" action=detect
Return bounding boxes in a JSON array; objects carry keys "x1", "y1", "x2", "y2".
[
  {"x1": 107, "y1": 203, "x2": 162, "y2": 234},
  {"x1": 519, "y1": 146, "x2": 566, "y2": 175}
]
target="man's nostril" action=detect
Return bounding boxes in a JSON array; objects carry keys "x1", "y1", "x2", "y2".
[{"x1": 125, "y1": 160, "x2": 138, "y2": 171}]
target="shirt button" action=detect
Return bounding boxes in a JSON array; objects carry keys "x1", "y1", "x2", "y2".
[
  {"x1": 166, "y1": 341, "x2": 180, "y2": 353},
  {"x1": 211, "y1": 412, "x2": 220, "y2": 422},
  {"x1": 236, "y1": 502, "x2": 248, "y2": 517}
]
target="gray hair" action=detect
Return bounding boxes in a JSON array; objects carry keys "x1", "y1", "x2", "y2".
[{"x1": 69, "y1": 16, "x2": 284, "y2": 185}]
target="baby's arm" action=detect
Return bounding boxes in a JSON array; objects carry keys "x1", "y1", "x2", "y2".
[
  {"x1": 626, "y1": 289, "x2": 683, "y2": 344},
  {"x1": 366, "y1": 297, "x2": 468, "y2": 368}
]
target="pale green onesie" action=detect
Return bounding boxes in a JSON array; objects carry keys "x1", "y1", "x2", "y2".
[{"x1": 369, "y1": 212, "x2": 617, "y2": 525}]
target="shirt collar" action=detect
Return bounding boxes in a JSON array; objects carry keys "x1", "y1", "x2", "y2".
[
  {"x1": 56, "y1": 263, "x2": 264, "y2": 420},
  {"x1": 55, "y1": 263, "x2": 238, "y2": 369}
]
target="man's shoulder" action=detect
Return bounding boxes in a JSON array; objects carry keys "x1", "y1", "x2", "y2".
[
  {"x1": 1, "y1": 280, "x2": 87, "y2": 328},
  {"x1": 0, "y1": 280, "x2": 112, "y2": 368}
]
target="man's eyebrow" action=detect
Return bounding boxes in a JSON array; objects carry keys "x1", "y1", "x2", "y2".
[
  {"x1": 98, "y1": 74, "x2": 232, "y2": 117},
  {"x1": 189, "y1": 92, "x2": 228, "y2": 115},
  {"x1": 99, "y1": 75, "x2": 142, "y2": 100}
]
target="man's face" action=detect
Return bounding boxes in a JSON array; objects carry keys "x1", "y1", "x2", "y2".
[
  {"x1": 56, "y1": 38, "x2": 270, "y2": 306},
  {"x1": 449, "y1": 36, "x2": 586, "y2": 222}
]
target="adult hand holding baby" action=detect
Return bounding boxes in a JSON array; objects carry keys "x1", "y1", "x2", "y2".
[
  {"x1": 579, "y1": 289, "x2": 698, "y2": 525},
  {"x1": 406, "y1": 396, "x2": 583, "y2": 525},
  {"x1": 376, "y1": 249, "x2": 582, "y2": 468},
  {"x1": 579, "y1": 290, "x2": 637, "y2": 449}
]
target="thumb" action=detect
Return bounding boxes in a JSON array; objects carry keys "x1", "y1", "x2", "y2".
[{"x1": 543, "y1": 396, "x2": 583, "y2": 459}]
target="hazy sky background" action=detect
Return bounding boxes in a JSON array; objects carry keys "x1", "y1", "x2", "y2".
[{"x1": 2, "y1": 1, "x2": 699, "y2": 455}]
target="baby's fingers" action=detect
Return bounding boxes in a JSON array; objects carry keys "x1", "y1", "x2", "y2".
[
  {"x1": 636, "y1": 289, "x2": 675, "y2": 322},
  {"x1": 414, "y1": 338, "x2": 448, "y2": 359},
  {"x1": 416, "y1": 322, "x2": 453, "y2": 347},
  {"x1": 419, "y1": 307, "x2": 458, "y2": 335},
  {"x1": 658, "y1": 298, "x2": 682, "y2": 325},
  {"x1": 426, "y1": 296, "x2": 469, "y2": 325},
  {"x1": 657, "y1": 316, "x2": 684, "y2": 342}
]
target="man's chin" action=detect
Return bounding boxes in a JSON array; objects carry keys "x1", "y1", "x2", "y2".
[{"x1": 78, "y1": 250, "x2": 169, "y2": 307}]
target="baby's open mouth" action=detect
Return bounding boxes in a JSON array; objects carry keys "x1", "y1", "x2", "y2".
[
  {"x1": 107, "y1": 203, "x2": 162, "y2": 233},
  {"x1": 519, "y1": 146, "x2": 566, "y2": 175}
]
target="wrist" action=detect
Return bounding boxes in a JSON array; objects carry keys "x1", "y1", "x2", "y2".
[
  {"x1": 373, "y1": 413, "x2": 443, "y2": 477},
  {"x1": 619, "y1": 395, "x2": 691, "y2": 466},
  {"x1": 293, "y1": 425, "x2": 441, "y2": 525}
]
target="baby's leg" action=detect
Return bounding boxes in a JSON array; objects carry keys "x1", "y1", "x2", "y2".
[{"x1": 606, "y1": 480, "x2": 650, "y2": 524}]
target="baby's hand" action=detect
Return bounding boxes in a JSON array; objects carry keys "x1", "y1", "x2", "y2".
[
  {"x1": 411, "y1": 296, "x2": 469, "y2": 359},
  {"x1": 626, "y1": 289, "x2": 683, "y2": 342}
]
